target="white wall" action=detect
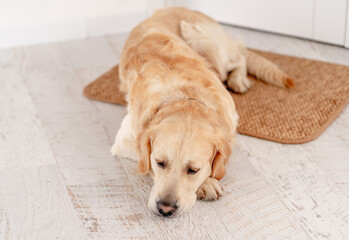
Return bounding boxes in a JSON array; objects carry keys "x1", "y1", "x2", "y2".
[
  {"x1": 0, "y1": 0, "x2": 159, "y2": 49},
  {"x1": 2, "y1": 0, "x2": 348, "y2": 49}
]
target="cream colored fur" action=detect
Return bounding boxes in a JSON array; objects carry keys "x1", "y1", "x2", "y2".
[{"x1": 111, "y1": 7, "x2": 293, "y2": 216}]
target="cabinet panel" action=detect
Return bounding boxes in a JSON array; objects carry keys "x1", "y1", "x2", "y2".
[
  {"x1": 346, "y1": 2, "x2": 349, "y2": 48},
  {"x1": 313, "y1": 0, "x2": 347, "y2": 45},
  {"x1": 173, "y1": 0, "x2": 349, "y2": 46},
  {"x1": 190, "y1": 0, "x2": 314, "y2": 39}
]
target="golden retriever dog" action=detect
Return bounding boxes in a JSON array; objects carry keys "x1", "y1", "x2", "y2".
[{"x1": 111, "y1": 7, "x2": 293, "y2": 217}]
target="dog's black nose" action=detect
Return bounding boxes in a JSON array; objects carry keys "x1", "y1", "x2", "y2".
[{"x1": 157, "y1": 200, "x2": 178, "y2": 217}]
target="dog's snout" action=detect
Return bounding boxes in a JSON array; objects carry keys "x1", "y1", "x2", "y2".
[{"x1": 157, "y1": 200, "x2": 178, "y2": 217}]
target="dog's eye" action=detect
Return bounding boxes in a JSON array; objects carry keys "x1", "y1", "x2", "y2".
[
  {"x1": 187, "y1": 168, "x2": 199, "y2": 174},
  {"x1": 156, "y1": 160, "x2": 165, "y2": 168}
]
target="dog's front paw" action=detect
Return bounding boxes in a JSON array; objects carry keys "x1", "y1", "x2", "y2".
[
  {"x1": 197, "y1": 177, "x2": 223, "y2": 201},
  {"x1": 110, "y1": 140, "x2": 121, "y2": 157}
]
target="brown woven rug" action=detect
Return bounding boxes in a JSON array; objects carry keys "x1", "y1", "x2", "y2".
[{"x1": 83, "y1": 50, "x2": 349, "y2": 144}]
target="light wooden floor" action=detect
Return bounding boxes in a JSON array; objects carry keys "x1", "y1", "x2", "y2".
[{"x1": 1, "y1": 24, "x2": 349, "y2": 240}]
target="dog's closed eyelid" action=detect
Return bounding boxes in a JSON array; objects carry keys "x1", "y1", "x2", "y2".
[
  {"x1": 187, "y1": 167, "x2": 200, "y2": 174},
  {"x1": 156, "y1": 159, "x2": 166, "y2": 168}
]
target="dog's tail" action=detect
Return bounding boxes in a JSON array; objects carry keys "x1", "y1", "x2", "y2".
[{"x1": 246, "y1": 50, "x2": 294, "y2": 88}]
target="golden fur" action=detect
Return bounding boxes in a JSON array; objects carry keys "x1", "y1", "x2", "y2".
[{"x1": 111, "y1": 7, "x2": 293, "y2": 216}]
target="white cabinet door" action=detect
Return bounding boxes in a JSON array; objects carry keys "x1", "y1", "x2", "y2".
[
  {"x1": 173, "y1": 0, "x2": 348, "y2": 46},
  {"x1": 346, "y1": 2, "x2": 349, "y2": 47},
  {"x1": 313, "y1": 0, "x2": 347, "y2": 45},
  {"x1": 187, "y1": 0, "x2": 314, "y2": 39}
]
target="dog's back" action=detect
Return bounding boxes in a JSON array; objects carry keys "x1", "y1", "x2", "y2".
[{"x1": 118, "y1": 6, "x2": 293, "y2": 148}]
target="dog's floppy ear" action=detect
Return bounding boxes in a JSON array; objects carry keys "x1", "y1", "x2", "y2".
[
  {"x1": 136, "y1": 128, "x2": 152, "y2": 174},
  {"x1": 211, "y1": 138, "x2": 232, "y2": 180},
  {"x1": 135, "y1": 105, "x2": 161, "y2": 174}
]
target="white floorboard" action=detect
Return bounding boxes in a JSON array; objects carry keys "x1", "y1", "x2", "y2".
[
  {"x1": 0, "y1": 58, "x2": 55, "y2": 170},
  {"x1": 0, "y1": 165, "x2": 86, "y2": 240}
]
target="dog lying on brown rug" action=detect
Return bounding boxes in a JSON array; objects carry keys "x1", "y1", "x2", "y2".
[{"x1": 111, "y1": 7, "x2": 293, "y2": 217}]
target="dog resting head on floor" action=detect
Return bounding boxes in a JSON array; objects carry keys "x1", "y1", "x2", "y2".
[
  {"x1": 137, "y1": 99, "x2": 232, "y2": 216},
  {"x1": 111, "y1": 7, "x2": 294, "y2": 217}
]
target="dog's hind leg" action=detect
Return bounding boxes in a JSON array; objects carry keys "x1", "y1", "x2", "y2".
[
  {"x1": 226, "y1": 56, "x2": 252, "y2": 93},
  {"x1": 111, "y1": 114, "x2": 138, "y2": 161},
  {"x1": 180, "y1": 20, "x2": 251, "y2": 93}
]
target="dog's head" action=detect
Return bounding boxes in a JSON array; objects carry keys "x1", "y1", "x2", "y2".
[{"x1": 137, "y1": 100, "x2": 231, "y2": 216}]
